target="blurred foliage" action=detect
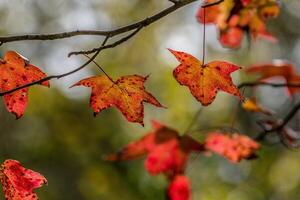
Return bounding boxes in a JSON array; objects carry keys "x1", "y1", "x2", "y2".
[{"x1": 0, "y1": 0, "x2": 300, "y2": 199}]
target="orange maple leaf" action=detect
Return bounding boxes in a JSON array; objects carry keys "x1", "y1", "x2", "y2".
[
  {"x1": 71, "y1": 75, "x2": 164, "y2": 126},
  {"x1": 168, "y1": 49, "x2": 243, "y2": 106},
  {"x1": 0, "y1": 160, "x2": 47, "y2": 200},
  {"x1": 246, "y1": 61, "x2": 300, "y2": 95},
  {"x1": 0, "y1": 51, "x2": 49, "y2": 118},
  {"x1": 106, "y1": 120, "x2": 203, "y2": 178},
  {"x1": 204, "y1": 132, "x2": 260, "y2": 163}
]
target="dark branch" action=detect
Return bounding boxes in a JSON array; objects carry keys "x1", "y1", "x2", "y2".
[
  {"x1": 168, "y1": 0, "x2": 179, "y2": 4},
  {"x1": 201, "y1": 0, "x2": 224, "y2": 8},
  {"x1": 0, "y1": 0, "x2": 198, "y2": 45},
  {"x1": 68, "y1": 26, "x2": 143, "y2": 56},
  {"x1": 238, "y1": 82, "x2": 300, "y2": 89}
]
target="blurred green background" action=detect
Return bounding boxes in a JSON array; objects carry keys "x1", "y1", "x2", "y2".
[{"x1": 1, "y1": 0, "x2": 300, "y2": 199}]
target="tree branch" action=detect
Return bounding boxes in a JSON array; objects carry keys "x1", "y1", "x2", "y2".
[
  {"x1": 201, "y1": 0, "x2": 224, "y2": 8},
  {"x1": 238, "y1": 82, "x2": 300, "y2": 89},
  {"x1": 0, "y1": 0, "x2": 198, "y2": 45},
  {"x1": 255, "y1": 102, "x2": 300, "y2": 141},
  {"x1": 68, "y1": 26, "x2": 143, "y2": 56}
]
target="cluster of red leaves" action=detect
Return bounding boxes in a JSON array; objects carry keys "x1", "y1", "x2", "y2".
[
  {"x1": 168, "y1": 49, "x2": 243, "y2": 106},
  {"x1": 197, "y1": 0, "x2": 280, "y2": 48},
  {"x1": 246, "y1": 61, "x2": 300, "y2": 95},
  {"x1": 204, "y1": 132, "x2": 260, "y2": 162},
  {"x1": 0, "y1": 51, "x2": 49, "y2": 118},
  {"x1": 107, "y1": 121, "x2": 203, "y2": 200},
  {"x1": 108, "y1": 121, "x2": 260, "y2": 199},
  {"x1": 0, "y1": 160, "x2": 47, "y2": 200},
  {"x1": 107, "y1": 121, "x2": 203, "y2": 176}
]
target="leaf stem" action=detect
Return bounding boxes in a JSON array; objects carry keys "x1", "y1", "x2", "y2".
[{"x1": 202, "y1": 7, "x2": 206, "y2": 66}]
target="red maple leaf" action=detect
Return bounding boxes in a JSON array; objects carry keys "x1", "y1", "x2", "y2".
[
  {"x1": 0, "y1": 51, "x2": 49, "y2": 118},
  {"x1": 0, "y1": 160, "x2": 47, "y2": 200},
  {"x1": 168, "y1": 49, "x2": 243, "y2": 106},
  {"x1": 106, "y1": 120, "x2": 203, "y2": 178},
  {"x1": 71, "y1": 75, "x2": 164, "y2": 126},
  {"x1": 204, "y1": 132, "x2": 260, "y2": 162},
  {"x1": 168, "y1": 175, "x2": 191, "y2": 200}
]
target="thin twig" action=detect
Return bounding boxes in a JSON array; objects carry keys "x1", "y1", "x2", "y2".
[
  {"x1": 255, "y1": 102, "x2": 300, "y2": 141},
  {"x1": 238, "y1": 82, "x2": 300, "y2": 89},
  {"x1": 202, "y1": 7, "x2": 206, "y2": 65},
  {"x1": 201, "y1": 0, "x2": 224, "y2": 8},
  {"x1": 82, "y1": 54, "x2": 115, "y2": 84},
  {"x1": 69, "y1": 26, "x2": 143, "y2": 56},
  {"x1": 184, "y1": 108, "x2": 203, "y2": 134},
  {"x1": 168, "y1": 0, "x2": 179, "y2": 4}
]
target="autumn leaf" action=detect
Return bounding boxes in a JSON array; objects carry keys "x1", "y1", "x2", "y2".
[
  {"x1": 204, "y1": 132, "x2": 260, "y2": 162},
  {"x1": 168, "y1": 175, "x2": 191, "y2": 200},
  {"x1": 168, "y1": 49, "x2": 243, "y2": 106},
  {"x1": 0, "y1": 51, "x2": 49, "y2": 118},
  {"x1": 106, "y1": 120, "x2": 203, "y2": 178},
  {"x1": 246, "y1": 61, "x2": 300, "y2": 95},
  {"x1": 71, "y1": 75, "x2": 164, "y2": 126},
  {"x1": 242, "y1": 97, "x2": 274, "y2": 115},
  {"x1": 0, "y1": 159, "x2": 47, "y2": 200}
]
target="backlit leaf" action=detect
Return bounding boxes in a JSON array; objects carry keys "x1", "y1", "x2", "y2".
[
  {"x1": 169, "y1": 49, "x2": 243, "y2": 106},
  {"x1": 71, "y1": 75, "x2": 164, "y2": 126}
]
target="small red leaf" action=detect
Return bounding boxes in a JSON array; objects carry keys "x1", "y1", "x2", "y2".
[
  {"x1": 71, "y1": 75, "x2": 164, "y2": 125},
  {"x1": 168, "y1": 175, "x2": 191, "y2": 200},
  {"x1": 0, "y1": 159, "x2": 47, "y2": 200}
]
